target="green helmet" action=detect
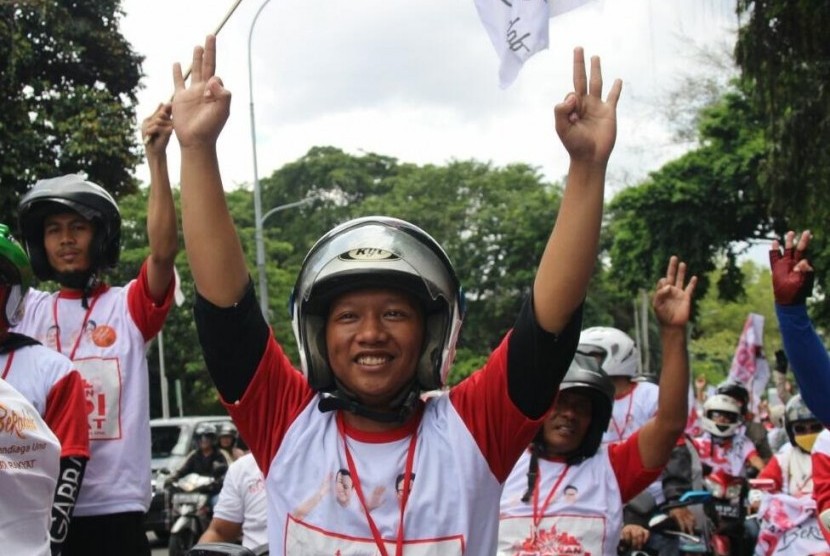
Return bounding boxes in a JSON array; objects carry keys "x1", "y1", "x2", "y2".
[{"x1": 0, "y1": 223, "x2": 33, "y2": 331}]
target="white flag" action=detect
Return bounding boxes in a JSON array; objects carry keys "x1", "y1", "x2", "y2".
[
  {"x1": 173, "y1": 266, "x2": 185, "y2": 307},
  {"x1": 728, "y1": 313, "x2": 769, "y2": 416},
  {"x1": 474, "y1": 0, "x2": 592, "y2": 88}
]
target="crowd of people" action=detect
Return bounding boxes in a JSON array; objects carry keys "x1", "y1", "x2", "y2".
[{"x1": 2, "y1": 32, "x2": 830, "y2": 556}]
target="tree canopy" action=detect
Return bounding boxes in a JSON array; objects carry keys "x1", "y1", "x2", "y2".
[
  {"x1": 0, "y1": 0, "x2": 143, "y2": 226},
  {"x1": 735, "y1": 0, "x2": 830, "y2": 322}
]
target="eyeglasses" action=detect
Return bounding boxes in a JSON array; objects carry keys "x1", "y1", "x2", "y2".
[{"x1": 793, "y1": 422, "x2": 824, "y2": 435}]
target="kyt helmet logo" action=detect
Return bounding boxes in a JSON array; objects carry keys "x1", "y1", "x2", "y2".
[{"x1": 339, "y1": 248, "x2": 398, "y2": 261}]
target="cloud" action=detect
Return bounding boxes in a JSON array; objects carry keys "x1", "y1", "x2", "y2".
[{"x1": 121, "y1": 0, "x2": 738, "y2": 196}]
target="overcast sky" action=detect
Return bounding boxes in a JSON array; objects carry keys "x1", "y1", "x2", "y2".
[{"x1": 120, "y1": 0, "x2": 738, "y2": 198}]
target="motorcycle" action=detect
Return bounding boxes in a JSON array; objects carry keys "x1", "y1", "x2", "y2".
[
  {"x1": 619, "y1": 489, "x2": 713, "y2": 555},
  {"x1": 168, "y1": 473, "x2": 220, "y2": 556},
  {"x1": 702, "y1": 469, "x2": 748, "y2": 556}
]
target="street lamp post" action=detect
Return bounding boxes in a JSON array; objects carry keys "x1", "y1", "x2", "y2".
[{"x1": 249, "y1": 0, "x2": 272, "y2": 318}]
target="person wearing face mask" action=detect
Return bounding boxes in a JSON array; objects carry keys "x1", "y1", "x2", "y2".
[{"x1": 750, "y1": 395, "x2": 827, "y2": 555}]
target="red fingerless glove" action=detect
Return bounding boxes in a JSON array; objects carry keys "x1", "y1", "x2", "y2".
[{"x1": 770, "y1": 247, "x2": 814, "y2": 305}]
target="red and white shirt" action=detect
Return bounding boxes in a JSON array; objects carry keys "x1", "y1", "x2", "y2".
[
  {"x1": 759, "y1": 443, "x2": 813, "y2": 497},
  {"x1": 602, "y1": 381, "x2": 659, "y2": 444},
  {"x1": 692, "y1": 432, "x2": 758, "y2": 477},
  {"x1": 0, "y1": 378, "x2": 60, "y2": 556},
  {"x1": 811, "y1": 429, "x2": 830, "y2": 543},
  {"x1": 14, "y1": 262, "x2": 173, "y2": 516},
  {"x1": 498, "y1": 432, "x2": 661, "y2": 556},
  {"x1": 226, "y1": 333, "x2": 546, "y2": 555},
  {"x1": 1, "y1": 342, "x2": 88, "y2": 459}
]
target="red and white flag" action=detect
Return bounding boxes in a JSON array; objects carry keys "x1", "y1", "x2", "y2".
[
  {"x1": 474, "y1": 0, "x2": 593, "y2": 88},
  {"x1": 728, "y1": 313, "x2": 769, "y2": 416}
]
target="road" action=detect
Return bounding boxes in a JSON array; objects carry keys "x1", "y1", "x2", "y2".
[{"x1": 148, "y1": 532, "x2": 168, "y2": 556}]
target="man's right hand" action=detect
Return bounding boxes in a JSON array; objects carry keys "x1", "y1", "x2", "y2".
[{"x1": 770, "y1": 230, "x2": 814, "y2": 305}]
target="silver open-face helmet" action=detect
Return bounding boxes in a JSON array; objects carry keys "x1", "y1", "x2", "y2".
[{"x1": 290, "y1": 216, "x2": 465, "y2": 395}]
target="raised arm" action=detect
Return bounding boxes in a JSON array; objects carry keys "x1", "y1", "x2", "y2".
[
  {"x1": 171, "y1": 35, "x2": 248, "y2": 307},
  {"x1": 533, "y1": 47, "x2": 622, "y2": 333},
  {"x1": 141, "y1": 102, "x2": 178, "y2": 302},
  {"x1": 770, "y1": 230, "x2": 830, "y2": 425},
  {"x1": 637, "y1": 256, "x2": 697, "y2": 469}
]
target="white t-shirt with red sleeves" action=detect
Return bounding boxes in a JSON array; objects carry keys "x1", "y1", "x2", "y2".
[
  {"x1": 1, "y1": 343, "x2": 89, "y2": 459},
  {"x1": 811, "y1": 428, "x2": 830, "y2": 543},
  {"x1": 759, "y1": 443, "x2": 813, "y2": 497},
  {"x1": 498, "y1": 432, "x2": 661, "y2": 556},
  {"x1": 602, "y1": 381, "x2": 659, "y2": 444},
  {"x1": 13, "y1": 262, "x2": 173, "y2": 516},
  {"x1": 213, "y1": 453, "x2": 267, "y2": 549},
  {"x1": 226, "y1": 333, "x2": 547, "y2": 555},
  {"x1": 692, "y1": 432, "x2": 758, "y2": 477},
  {"x1": 0, "y1": 377, "x2": 61, "y2": 556}
]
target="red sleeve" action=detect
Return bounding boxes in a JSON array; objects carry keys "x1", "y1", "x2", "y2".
[
  {"x1": 44, "y1": 371, "x2": 90, "y2": 458},
  {"x1": 127, "y1": 260, "x2": 174, "y2": 341},
  {"x1": 450, "y1": 332, "x2": 546, "y2": 483},
  {"x1": 608, "y1": 431, "x2": 663, "y2": 503},
  {"x1": 812, "y1": 449, "x2": 830, "y2": 543},
  {"x1": 222, "y1": 334, "x2": 315, "y2": 477},
  {"x1": 757, "y1": 456, "x2": 783, "y2": 492}
]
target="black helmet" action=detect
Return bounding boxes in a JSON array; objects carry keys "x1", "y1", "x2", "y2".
[
  {"x1": 18, "y1": 174, "x2": 121, "y2": 281},
  {"x1": 556, "y1": 354, "x2": 615, "y2": 463},
  {"x1": 522, "y1": 354, "x2": 613, "y2": 501},
  {"x1": 784, "y1": 395, "x2": 822, "y2": 453},
  {"x1": 716, "y1": 380, "x2": 750, "y2": 416},
  {"x1": 290, "y1": 216, "x2": 465, "y2": 399}
]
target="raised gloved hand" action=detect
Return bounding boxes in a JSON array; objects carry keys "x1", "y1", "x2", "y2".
[{"x1": 770, "y1": 230, "x2": 814, "y2": 305}]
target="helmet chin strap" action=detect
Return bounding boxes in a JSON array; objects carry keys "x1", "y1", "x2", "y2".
[
  {"x1": 55, "y1": 270, "x2": 99, "y2": 309},
  {"x1": 317, "y1": 378, "x2": 422, "y2": 424}
]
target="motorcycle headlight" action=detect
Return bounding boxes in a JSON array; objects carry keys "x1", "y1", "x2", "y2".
[
  {"x1": 725, "y1": 483, "x2": 743, "y2": 499},
  {"x1": 705, "y1": 478, "x2": 725, "y2": 499}
]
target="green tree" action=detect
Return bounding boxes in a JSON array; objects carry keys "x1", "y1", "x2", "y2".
[
  {"x1": 0, "y1": 0, "x2": 143, "y2": 225},
  {"x1": 606, "y1": 85, "x2": 770, "y2": 308},
  {"x1": 691, "y1": 259, "x2": 780, "y2": 386},
  {"x1": 735, "y1": 0, "x2": 830, "y2": 324}
]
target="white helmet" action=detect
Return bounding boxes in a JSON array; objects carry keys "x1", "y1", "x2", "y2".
[
  {"x1": 577, "y1": 326, "x2": 639, "y2": 377},
  {"x1": 290, "y1": 216, "x2": 465, "y2": 398},
  {"x1": 701, "y1": 394, "x2": 743, "y2": 438}
]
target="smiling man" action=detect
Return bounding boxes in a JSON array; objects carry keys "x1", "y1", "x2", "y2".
[{"x1": 173, "y1": 34, "x2": 621, "y2": 554}]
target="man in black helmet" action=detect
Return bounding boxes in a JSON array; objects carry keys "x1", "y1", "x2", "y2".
[
  {"x1": 0, "y1": 223, "x2": 90, "y2": 556},
  {"x1": 13, "y1": 104, "x2": 178, "y2": 556},
  {"x1": 498, "y1": 256, "x2": 697, "y2": 555},
  {"x1": 173, "y1": 35, "x2": 620, "y2": 553}
]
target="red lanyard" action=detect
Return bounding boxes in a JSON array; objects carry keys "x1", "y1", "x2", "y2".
[
  {"x1": 610, "y1": 386, "x2": 635, "y2": 441},
  {"x1": 1, "y1": 352, "x2": 14, "y2": 380},
  {"x1": 337, "y1": 412, "x2": 417, "y2": 556},
  {"x1": 52, "y1": 292, "x2": 101, "y2": 359},
  {"x1": 531, "y1": 463, "x2": 570, "y2": 538}
]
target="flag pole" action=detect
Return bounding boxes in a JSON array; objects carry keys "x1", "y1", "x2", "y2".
[{"x1": 144, "y1": 0, "x2": 245, "y2": 145}]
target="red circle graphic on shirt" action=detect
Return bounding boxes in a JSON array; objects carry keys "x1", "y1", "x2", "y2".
[{"x1": 91, "y1": 325, "x2": 117, "y2": 347}]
